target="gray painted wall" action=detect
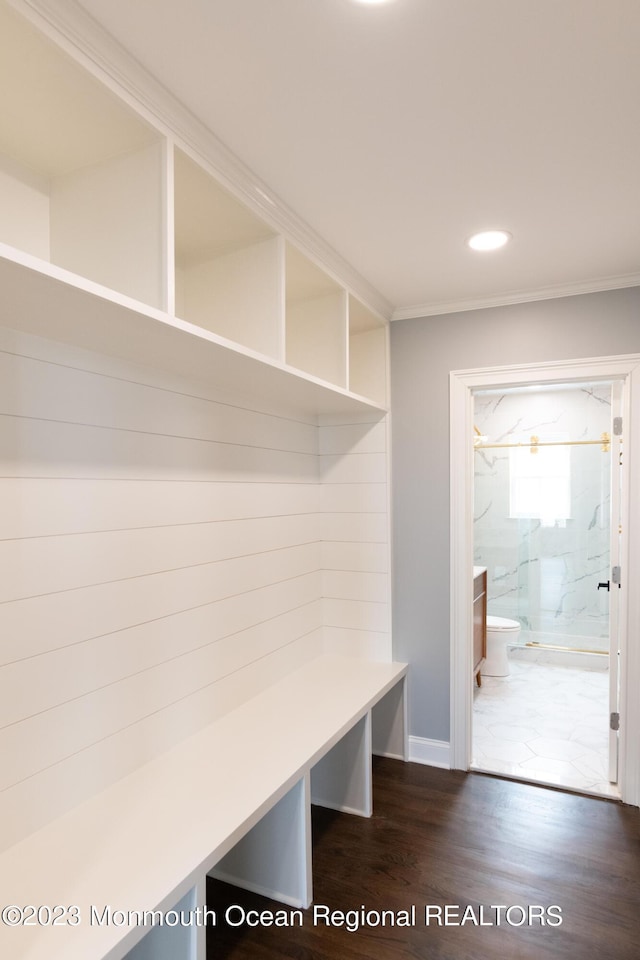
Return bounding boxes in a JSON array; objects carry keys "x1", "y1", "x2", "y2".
[{"x1": 390, "y1": 286, "x2": 640, "y2": 745}]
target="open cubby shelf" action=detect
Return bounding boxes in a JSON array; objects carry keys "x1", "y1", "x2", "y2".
[
  {"x1": 174, "y1": 148, "x2": 282, "y2": 361},
  {"x1": 0, "y1": 1, "x2": 388, "y2": 416},
  {"x1": 285, "y1": 243, "x2": 348, "y2": 389},
  {"x1": 0, "y1": 2, "x2": 165, "y2": 310},
  {"x1": 349, "y1": 295, "x2": 388, "y2": 406}
]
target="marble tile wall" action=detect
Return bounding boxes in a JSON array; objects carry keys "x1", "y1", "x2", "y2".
[{"x1": 473, "y1": 383, "x2": 613, "y2": 651}]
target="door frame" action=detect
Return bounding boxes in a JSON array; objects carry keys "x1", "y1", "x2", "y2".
[{"x1": 449, "y1": 353, "x2": 640, "y2": 807}]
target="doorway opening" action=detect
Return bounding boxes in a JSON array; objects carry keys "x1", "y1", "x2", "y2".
[
  {"x1": 449, "y1": 354, "x2": 640, "y2": 809},
  {"x1": 471, "y1": 379, "x2": 620, "y2": 797}
]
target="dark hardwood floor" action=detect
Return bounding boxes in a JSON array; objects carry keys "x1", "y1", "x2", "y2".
[{"x1": 206, "y1": 757, "x2": 640, "y2": 960}]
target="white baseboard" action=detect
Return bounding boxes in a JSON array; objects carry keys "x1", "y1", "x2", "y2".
[{"x1": 408, "y1": 736, "x2": 450, "y2": 769}]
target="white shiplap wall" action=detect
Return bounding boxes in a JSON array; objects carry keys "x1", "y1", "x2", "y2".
[
  {"x1": 0, "y1": 328, "x2": 391, "y2": 853},
  {"x1": 320, "y1": 416, "x2": 392, "y2": 660}
]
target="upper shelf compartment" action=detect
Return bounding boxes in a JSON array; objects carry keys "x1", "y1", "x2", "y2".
[
  {"x1": 174, "y1": 148, "x2": 282, "y2": 361},
  {"x1": 0, "y1": 2, "x2": 165, "y2": 309},
  {"x1": 0, "y1": 2, "x2": 389, "y2": 418},
  {"x1": 348, "y1": 296, "x2": 387, "y2": 406},
  {"x1": 285, "y1": 243, "x2": 347, "y2": 389}
]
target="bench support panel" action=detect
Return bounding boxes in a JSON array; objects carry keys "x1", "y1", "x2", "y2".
[
  {"x1": 123, "y1": 886, "x2": 201, "y2": 960},
  {"x1": 372, "y1": 677, "x2": 407, "y2": 760},
  {"x1": 311, "y1": 713, "x2": 372, "y2": 817},
  {"x1": 208, "y1": 776, "x2": 313, "y2": 909}
]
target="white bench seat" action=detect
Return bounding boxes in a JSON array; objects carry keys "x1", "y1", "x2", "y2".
[{"x1": 0, "y1": 655, "x2": 407, "y2": 960}]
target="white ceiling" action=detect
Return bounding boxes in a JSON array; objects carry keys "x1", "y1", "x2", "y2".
[{"x1": 73, "y1": 0, "x2": 640, "y2": 319}]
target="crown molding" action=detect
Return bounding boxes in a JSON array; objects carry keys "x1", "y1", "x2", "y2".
[
  {"x1": 392, "y1": 272, "x2": 640, "y2": 321},
  {"x1": 12, "y1": 0, "x2": 393, "y2": 322}
]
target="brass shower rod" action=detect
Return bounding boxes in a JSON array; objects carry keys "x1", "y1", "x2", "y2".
[{"x1": 473, "y1": 430, "x2": 613, "y2": 453}]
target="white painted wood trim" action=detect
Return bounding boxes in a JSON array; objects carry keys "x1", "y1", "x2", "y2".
[
  {"x1": 162, "y1": 138, "x2": 175, "y2": 316},
  {"x1": 392, "y1": 274, "x2": 640, "y2": 321},
  {"x1": 450, "y1": 354, "x2": 640, "y2": 807},
  {"x1": 608, "y1": 379, "x2": 624, "y2": 784},
  {"x1": 449, "y1": 370, "x2": 474, "y2": 771},
  {"x1": 275, "y1": 234, "x2": 287, "y2": 364},
  {"x1": 620, "y1": 363, "x2": 640, "y2": 806},
  {"x1": 408, "y1": 737, "x2": 451, "y2": 769}
]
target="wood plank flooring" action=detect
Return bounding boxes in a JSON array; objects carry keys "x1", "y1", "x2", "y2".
[{"x1": 206, "y1": 757, "x2": 640, "y2": 960}]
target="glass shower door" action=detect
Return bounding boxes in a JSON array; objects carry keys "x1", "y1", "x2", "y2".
[{"x1": 515, "y1": 432, "x2": 611, "y2": 654}]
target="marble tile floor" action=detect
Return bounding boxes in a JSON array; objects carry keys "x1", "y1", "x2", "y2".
[{"x1": 471, "y1": 658, "x2": 619, "y2": 799}]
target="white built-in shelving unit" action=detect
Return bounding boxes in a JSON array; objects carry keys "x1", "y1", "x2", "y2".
[
  {"x1": 0, "y1": 1, "x2": 389, "y2": 417},
  {"x1": 0, "y1": 4, "x2": 397, "y2": 958}
]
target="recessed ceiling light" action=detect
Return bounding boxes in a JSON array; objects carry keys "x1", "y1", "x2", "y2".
[
  {"x1": 353, "y1": 0, "x2": 396, "y2": 5},
  {"x1": 467, "y1": 230, "x2": 511, "y2": 251}
]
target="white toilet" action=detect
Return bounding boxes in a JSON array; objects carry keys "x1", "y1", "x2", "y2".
[{"x1": 484, "y1": 616, "x2": 521, "y2": 677}]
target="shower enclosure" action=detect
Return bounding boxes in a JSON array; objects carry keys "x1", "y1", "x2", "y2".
[{"x1": 473, "y1": 382, "x2": 613, "y2": 657}]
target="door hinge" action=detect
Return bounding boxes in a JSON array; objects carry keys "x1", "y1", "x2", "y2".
[
  {"x1": 597, "y1": 567, "x2": 621, "y2": 591},
  {"x1": 610, "y1": 712, "x2": 620, "y2": 732},
  {"x1": 613, "y1": 416, "x2": 623, "y2": 436}
]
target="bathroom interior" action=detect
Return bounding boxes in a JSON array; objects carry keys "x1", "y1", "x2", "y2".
[{"x1": 471, "y1": 380, "x2": 620, "y2": 798}]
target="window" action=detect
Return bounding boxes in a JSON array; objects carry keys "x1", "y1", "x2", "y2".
[{"x1": 509, "y1": 437, "x2": 571, "y2": 526}]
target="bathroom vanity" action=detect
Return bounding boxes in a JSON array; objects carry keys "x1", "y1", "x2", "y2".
[{"x1": 473, "y1": 567, "x2": 487, "y2": 685}]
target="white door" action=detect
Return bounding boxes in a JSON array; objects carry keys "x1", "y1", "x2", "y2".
[
  {"x1": 451, "y1": 354, "x2": 640, "y2": 807},
  {"x1": 607, "y1": 380, "x2": 624, "y2": 783}
]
